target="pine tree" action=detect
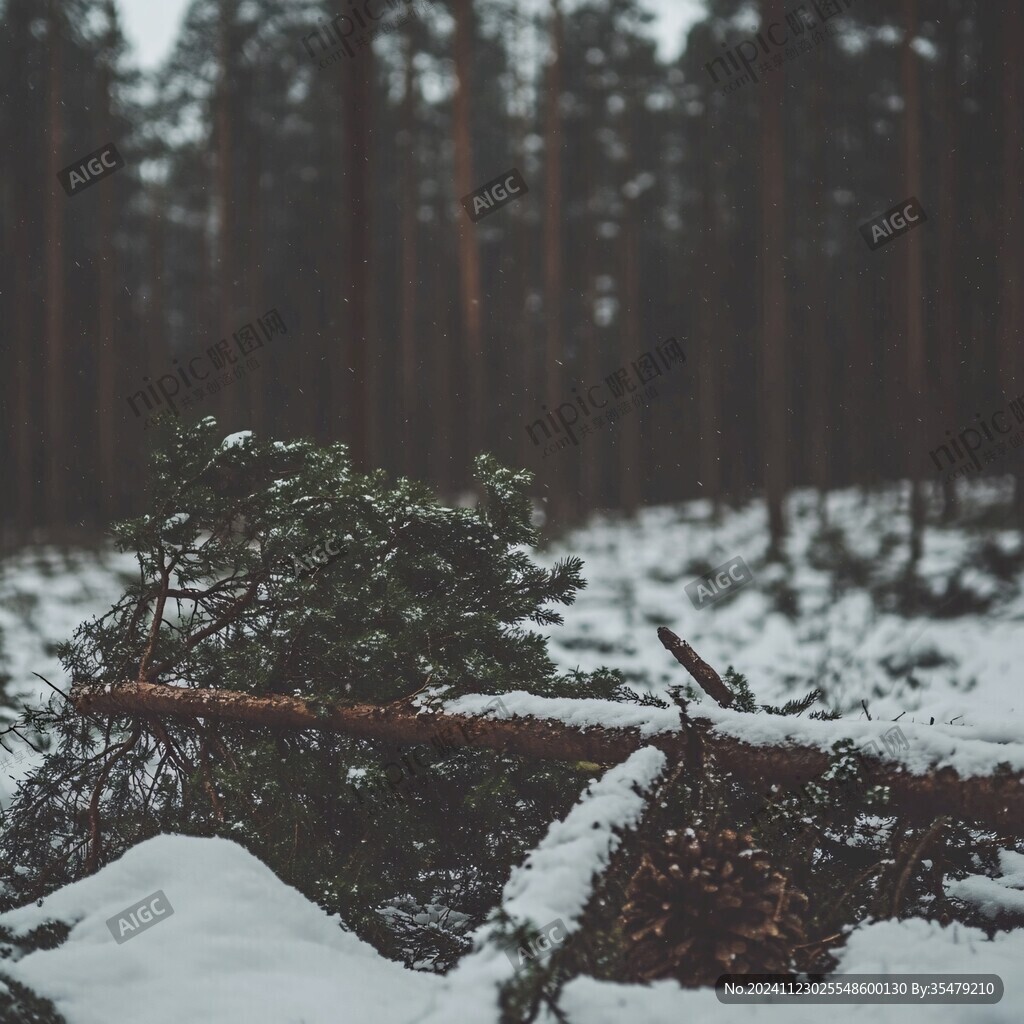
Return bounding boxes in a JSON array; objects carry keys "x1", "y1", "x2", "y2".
[{"x1": 0, "y1": 417, "x2": 625, "y2": 967}]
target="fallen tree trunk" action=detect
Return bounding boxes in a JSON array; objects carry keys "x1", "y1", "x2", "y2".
[
  {"x1": 71, "y1": 681, "x2": 645, "y2": 764},
  {"x1": 71, "y1": 680, "x2": 1024, "y2": 835}
]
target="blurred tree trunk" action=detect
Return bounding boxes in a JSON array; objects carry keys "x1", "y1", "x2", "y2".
[
  {"x1": 246, "y1": 74, "x2": 264, "y2": 432},
  {"x1": 806, "y1": 42, "x2": 830, "y2": 524},
  {"x1": 542, "y1": 0, "x2": 568, "y2": 520},
  {"x1": 511, "y1": 16, "x2": 534, "y2": 480},
  {"x1": 580, "y1": 229, "x2": 601, "y2": 512},
  {"x1": 339, "y1": 36, "x2": 373, "y2": 469},
  {"x1": 998, "y1": 0, "x2": 1024, "y2": 526},
  {"x1": 43, "y1": 0, "x2": 66, "y2": 529},
  {"x1": 430, "y1": 214, "x2": 454, "y2": 496},
  {"x1": 10, "y1": 211, "x2": 34, "y2": 532},
  {"x1": 399, "y1": 33, "x2": 419, "y2": 477},
  {"x1": 903, "y1": 0, "x2": 926, "y2": 566},
  {"x1": 96, "y1": 0, "x2": 119, "y2": 524},
  {"x1": 146, "y1": 183, "x2": 167, "y2": 500},
  {"x1": 452, "y1": 0, "x2": 482, "y2": 478},
  {"x1": 619, "y1": 173, "x2": 642, "y2": 515},
  {"x1": 9, "y1": 80, "x2": 34, "y2": 532},
  {"x1": 216, "y1": 0, "x2": 238, "y2": 430},
  {"x1": 938, "y1": 3, "x2": 961, "y2": 523},
  {"x1": 758, "y1": 0, "x2": 788, "y2": 559},
  {"x1": 696, "y1": 101, "x2": 722, "y2": 520}
]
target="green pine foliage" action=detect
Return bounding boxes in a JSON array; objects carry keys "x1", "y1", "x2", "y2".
[
  {"x1": 0, "y1": 922, "x2": 71, "y2": 1024},
  {"x1": 0, "y1": 418, "x2": 626, "y2": 971},
  {"x1": 0, "y1": 973, "x2": 68, "y2": 1024}
]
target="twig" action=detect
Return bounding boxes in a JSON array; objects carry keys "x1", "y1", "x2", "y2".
[
  {"x1": 137, "y1": 557, "x2": 175, "y2": 682},
  {"x1": 85, "y1": 723, "x2": 142, "y2": 874},
  {"x1": 148, "y1": 577, "x2": 262, "y2": 679},
  {"x1": 861, "y1": 700, "x2": 872, "y2": 721},
  {"x1": 890, "y1": 815, "x2": 950, "y2": 918},
  {"x1": 390, "y1": 672, "x2": 434, "y2": 706},
  {"x1": 827, "y1": 859, "x2": 886, "y2": 920},
  {"x1": 656, "y1": 627, "x2": 734, "y2": 708},
  {"x1": 794, "y1": 931, "x2": 842, "y2": 950}
]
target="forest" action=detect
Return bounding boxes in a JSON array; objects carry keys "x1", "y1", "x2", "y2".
[{"x1": 0, "y1": 0, "x2": 1022, "y2": 1022}]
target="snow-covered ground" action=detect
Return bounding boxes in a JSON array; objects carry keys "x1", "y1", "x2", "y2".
[
  {"x1": 545, "y1": 480, "x2": 1024, "y2": 728},
  {"x1": 0, "y1": 480, "x2": 1021, "y2": 1022},
  {"x1": 3, "y1": 812, "x2": 1023, "y2": 1023}
]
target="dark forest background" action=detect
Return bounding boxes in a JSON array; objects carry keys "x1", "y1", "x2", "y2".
[{"x1": 1, "y1": 0, "x2": 1021, "y2": 553}]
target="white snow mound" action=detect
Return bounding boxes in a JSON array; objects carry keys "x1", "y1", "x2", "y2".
[{"x1": 0, "y1": 834, "x2": 442, "y2": 1024}]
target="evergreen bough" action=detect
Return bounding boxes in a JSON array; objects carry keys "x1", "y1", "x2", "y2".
[{"x1": 0, "y1": 417, "x2": 624, "y2": 967}]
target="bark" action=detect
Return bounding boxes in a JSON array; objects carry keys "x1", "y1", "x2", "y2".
[
  {"x1": 96, "y1": 2, "x2": 118, "y2": 524},
  {"x1": 657, "y1": 627, "x2": 734, "y2": 708},
  {"x1": 11, "y1": 131, "x2": 33, "y2": 532},
  {"x1": 903, "y1": 0, "x2": 926, "y2": 566},
  {"x1": 72, "y1": 681, "x2": 641, "y2": 765},
  {"x1": 937, "y1": 3, "x2": 960, "y2": 523},
  {"x1": 696, "y1": 101, "x2": 723, "y2": 516},
  {"x1": 542, "y1": 0, "x2": 567, "y2": 519},
  {"x1": 806, "y1": 41, "x2": 830, "y2": 518},
  {"x1": 216, "y1": 0, "x2": 238, "y2": 428},
  {"x1": 44, "y1": 0, "x2": 66, "y2": 528},
  {"x1": 339, "y1": 27, "x2": 373, "y2": 467},
  {"x1": 70, "y1": 679, "x2": 1024, "y2": 835},
  {"x1": 758, "y1": 0, "x2": 788, "y2": 558},
  {"x1": 399, "y1": 33, "x2": 419, "y2": 478},
  {"x1": 998, "y1": 0, "x2": 1024, "y2": 525},
  {"x1": 451, "y1": 0, "x2": 483, "y2": 474}
]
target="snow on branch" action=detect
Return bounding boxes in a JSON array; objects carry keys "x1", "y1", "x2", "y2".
[{"x1": 410, "y1": 747, "x2": 667, "y2": 1024}]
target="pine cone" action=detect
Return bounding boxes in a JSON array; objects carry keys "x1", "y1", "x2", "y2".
[{"x1": 619, "y1": 828, "x2": 808, "y2": 986}]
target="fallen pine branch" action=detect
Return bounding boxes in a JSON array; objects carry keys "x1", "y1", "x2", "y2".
[{"x1": 657, "y1": 626, "x2": 734, "y2": 708}]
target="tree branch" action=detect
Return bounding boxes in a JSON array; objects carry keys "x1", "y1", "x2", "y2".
[
  {"x1": 657, "y1": 626, "x2": 735, "y2": 707},
  {"x1": 70, "y1": 680, "x2": 1024, "y2": 835}
]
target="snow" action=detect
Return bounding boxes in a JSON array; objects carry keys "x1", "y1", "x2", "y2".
[
  {"x1": 945, "y1": 850, "x2": 1024, "y2": 918},
  {"x1": 0, "y1": 750, "x2": 665, "y2": 1024},
  {"x1": 549, "y1": 918, "x2": 1024, "y2": 1023},
  {"x1": 401, "y1": 746, "x2": 667, "y2": 1024},
  {"x1": 543, "y1": 483, "x2": 1024, "y2": 732},
  {"x1": 694, "y1": 703, "x2": 1024, "y2": 779},
  {"x1": 443, "y1": 691, "x2": 681, "y2": 737},
  {"x1": 3, "y1": 833, "x2": 1021, "y2": 1024},
  {"x1": 499, "y1": 745, "x2": 665, "y2": 928},
  {"x1": 444, "y1": 691, "x2": 1024, "y2": 781},
  {"x1": 2, "y1": 481, "x2": 1024, "y2": 1020},
  {"x1": 0, "y1": 835, "x2": 443, "y2": 1024},
  {"x1": 221, "y1": 430, "x2": 254, "y2": 449},
  {"x1": 0, "y1": 546, "x2": 138, "y2": 809}
]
